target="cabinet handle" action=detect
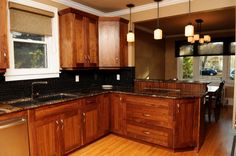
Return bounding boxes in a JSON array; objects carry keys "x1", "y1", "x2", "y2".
[
  {"x1": 56, "y1": 120, "x2": 59, "y2": 125},
  {"x1": 143, "y1": 131, "x2": 150, "y2": 135},
  {"x1": 83, "y1": 113, "x2": 86, "y2": 123},
  {"x1": 115, "y1": 57, "x2": 119, "y2": 63},
  {"x1": 177, "y1": 103, "x2": 180, "y2": 113},
  {"x1": 61, "y1": 119, "x2": 64, "y2": 130},
  {"x1": 3, "y1": 50, "x2": 7, "y2": 62},
  {"x1": 143, "y1": 113, "x2": 151, "y2": 117}
]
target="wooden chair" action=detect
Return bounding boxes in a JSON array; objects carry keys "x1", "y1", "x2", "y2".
[{"x1": 205, "y1": 80, "x2": 225, "y2": 122}]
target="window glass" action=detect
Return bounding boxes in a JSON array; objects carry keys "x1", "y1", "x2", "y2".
[
  {"x1": 179, "y1": 45, "x2": 194, "y2": 56},
  {"x1": 230, "y1": 56, "x2": 235, "y2": 80},
  {"x1": 230, "y1": 42, "x2": 236, "y2": 54},
  {"x1": 198, "y1": 42, "x2": 223, "y2": 55},
  {"x1": 13, "y1": 32, "x2": 47, "y2": 69},
  {"x1": 182, "y1": 57, "x2": 193, "y2": 79},
  {"x1": 199, "y1": 56, "x2": 223, "y2": 81}
]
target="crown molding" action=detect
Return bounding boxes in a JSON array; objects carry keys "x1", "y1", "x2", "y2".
[
  {"x1": 51, "y1": 0, "x2": 105, "y2": 16},
  {"x1": 52, "y1": 0, "x2": 189, "y2": 16},
  {"x1": 106, "y1": 0, "x2": 189, "y2": 16}
]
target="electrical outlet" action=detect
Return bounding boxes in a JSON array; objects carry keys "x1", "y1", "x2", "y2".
[
  {"x1": 75, "y1": 75, "x2": 79, "y2": 82},
  {"x1": 116, "y1": 74, "x2": 120, "y2": 80}
]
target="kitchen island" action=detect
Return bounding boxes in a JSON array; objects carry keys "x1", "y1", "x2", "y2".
[{"x1": 0, "y1": 80, "x2": 207, "y2": 155}]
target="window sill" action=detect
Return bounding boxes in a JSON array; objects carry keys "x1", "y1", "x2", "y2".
[{"x1": 5, "y1": 72, "x2": 60, "y2": 81}]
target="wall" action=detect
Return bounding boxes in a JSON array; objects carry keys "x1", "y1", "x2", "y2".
[
  {"x1": 0, "y1": 68, "x2": 135, "y2": 101},
  {"x1": 135, "y1": 28, "x2": 165, "y2": 79}
]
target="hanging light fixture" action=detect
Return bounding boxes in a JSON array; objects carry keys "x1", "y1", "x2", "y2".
[
  {"x1": 184, "y1": 0, "x2": 194, "y2": 37},
  {"x1": 188, "y1": 19, "x2": 211, "y2": 44},
  {"x1": 127, "y1": 4, "x2": 135, "y2": 42},
  {"x1": 154, "y1": 0, "x2": 162, "y2": 40}
]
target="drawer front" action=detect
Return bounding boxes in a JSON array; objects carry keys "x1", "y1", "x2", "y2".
[
  {"x1": 127, "y1": 124, "x2": 172, "y2": 147},
  {"x1": 125, "y1": 96, "x2": 174, "y2": 128},
  {"x1": 34, "y1": 100, "x2": 79, "y2": 120}
]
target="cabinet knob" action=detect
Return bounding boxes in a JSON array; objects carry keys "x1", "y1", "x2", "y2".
[
  {"x1": 143, "y1": 113, "x2": 151, "y2": 117},
  {"x1": 119, "y1": 97, "x2": 122, "y2": 101},
  {"x1": 60, "y1": 119, "x2": 64, "y2": 124},
  {"x1": 143, "y1": 131, "x2": 150, "y2": 135},
  {"x1": 56, "y1": 120, "x2": 59, "y2": 125}
]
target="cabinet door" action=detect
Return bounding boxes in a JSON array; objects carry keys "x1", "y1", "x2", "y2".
[
  {"x1": 82, "y1": 98, "x2": 99, "y2": 144},
  {"x1": 99, "y1": 21, "x2": 120, "y2": 67},
  {"x1": 119, "y1": 21, "x2": 128, "y2": 67},
  {"x1": 61, "y1": 108, "x2": 82, "y2": 155},
  {"x1": 111, "y1": 94, "x2": 126, "y2": 135},
  {"x1": 75, "y1": 15, "x2": 87, "y2": 67},
  {"x1": 87, "y1": 18, "x2": 98, "y2": 67},
  {"x1": 0, "y1": 0, "x2": 8, "y2": 71},
  {"x1": 33, "y1": 115, "x2": 60, "y2": 156},
  {"x1": 98, "y1": 94, "x2": 110, "y2": 136},
  {"x1": 174, "y1": 99, "x2": 195, "y2": 148}
]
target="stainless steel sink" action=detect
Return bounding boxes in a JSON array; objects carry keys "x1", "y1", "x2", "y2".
[
  {"x1": 8, "y1": 93, "x2": 78, "y2": 108},
  {"x1": 36, "y1": 93, "x2": 78, "y2": 102}
]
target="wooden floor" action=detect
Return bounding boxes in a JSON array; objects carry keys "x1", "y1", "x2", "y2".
[{"x1": 70, "y1": 107, "x2": 235, "y2": 156}]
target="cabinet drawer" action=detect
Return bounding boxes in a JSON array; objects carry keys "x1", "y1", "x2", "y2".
[
  {"x1": 127, "y1": 124, "x2": 172, "y2": 147},
  {"x1": 34, "y1": 100, "x2": 79, "y2": 120},
  {"x1": 125, "y1": 97, "x2": 174, "y2": 129}
]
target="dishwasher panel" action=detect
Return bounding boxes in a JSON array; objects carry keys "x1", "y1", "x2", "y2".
[{"x1": 0, "y1": 118, "x2": 30, "y2": 156}]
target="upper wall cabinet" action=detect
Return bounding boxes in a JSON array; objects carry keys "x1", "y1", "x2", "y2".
[
  {"x1": 59, "y1": 8, "x2": 99, "y2": 69},
  {"x1": 99, "y1": 17, "x2": 129, "y2": 67},
  {"x1": 0, "y1": 0, "x2": 9, "y2": 72}
]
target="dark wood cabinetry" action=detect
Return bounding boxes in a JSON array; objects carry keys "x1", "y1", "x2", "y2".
[
  {"x1": 110, "y1": 93, "x2": 126, "y2": 135},
  {"x1": 82, "y1": 96, "x2": 99, "y2": 145},
  {"x1": 0, "y1": 0, "x2": 9, "y2": 72},
  {"x1": 59, "y1": 8, "x2": 98, "y2": 69},
  {"x1": 97, "y1": 93, "x2": 110, "y2": 136},
  {"x1": 99, "y1": 17, "x2": 128, "y2": 67},
  {"x1": 28, "y1": 100, "x2": 82, "y2": 156}
]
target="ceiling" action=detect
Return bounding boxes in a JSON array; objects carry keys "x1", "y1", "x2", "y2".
[
  {"x1": 136, "y1": 7, "x2": 235, "y2": 36},
  {"x1": 72, "y1": 0, "x2": 154, "y2": 12}
]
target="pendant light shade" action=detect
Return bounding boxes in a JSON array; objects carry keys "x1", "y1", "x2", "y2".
[
  {"x1": 127, "y1": 31, "x2": 135, "y2": 42},
  {"x1": 187, "y1": 36, "x2": 194, "y2": 43},
  {"x1": 194, "y1": 34, "x2": 200, "y2": 40},
  {"x1": 199, "y1": 38, "x2": 204, "y2": 44},
  {"x1": 154, "y1": 28, "x2": 162, "y2": 40},
  {"x1": 127, "y1": 4, "x2": 135, "y2": 42},
  {"x1": 154, "y1": 0, "x2": 162, "y2": 40},
  {"x1": 185, "y1": 24, "x2": 194, "y2": 37},
  {"x1": 204, "y1": 35, "x2": 211, "y2": 42},
  {"x1": 184, "y1": 0, "x2": 194, "y2": 37}
]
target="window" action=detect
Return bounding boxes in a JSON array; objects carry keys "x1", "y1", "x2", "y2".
[
  {"x1": 13, "y1": 32, "x2": 47, "y2": 69},
  {"x1": 179, "y1": 45, "x2": 194, "y2": 56},
  {"x1": 198, "y1": 42, "x2": 223, "y2": 55},
  {"x1": 182, "y1": 57, "x2": 193, "y2": 79},
  {"x1": 199, "y1": 56, "x2": 223, "y2": 81},
  {"x1": 5, "y1": 1, "x2": 59, "y2": 81}
]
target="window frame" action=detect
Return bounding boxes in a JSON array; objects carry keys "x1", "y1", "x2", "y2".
[{"x1": 5, "y1": 0, "x2": 60, "y2": 81}]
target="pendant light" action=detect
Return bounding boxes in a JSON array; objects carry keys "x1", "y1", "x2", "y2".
[
  {"x1": 185, "y1": 0, "x2": 194, "y2": 37},
  {"x1": 127, "y1": 4, "x2": 135, "y2": 42},
  {"x1": 154, "y1": 0, "x2": 162, "y2": 40}
]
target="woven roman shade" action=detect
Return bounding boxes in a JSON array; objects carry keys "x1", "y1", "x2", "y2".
[{"x1": 9, "y1": 2, "x2": 54, "y2": 36}]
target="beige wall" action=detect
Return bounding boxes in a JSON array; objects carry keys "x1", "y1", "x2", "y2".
[{"x1": 135, "y1": 29, "x2": 165, "y2": 79}]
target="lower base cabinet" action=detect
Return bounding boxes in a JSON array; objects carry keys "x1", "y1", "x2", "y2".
[{"x1": 28, "y1": 100, "x2": 82, "y2": 156}]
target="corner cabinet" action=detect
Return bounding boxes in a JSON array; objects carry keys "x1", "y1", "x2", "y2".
[
  {"x1": 99, "y1": 17, "x2": 129, "y2": 67},
  {"x1": 28, "y1": 100, "x2": 82, "y2": 156},
  {"x1": 59, "y1": 8, "x2": 98, "y2": 69},
  {"x1": 0, "y1": 0, "x2": 9, "y2": 72}
]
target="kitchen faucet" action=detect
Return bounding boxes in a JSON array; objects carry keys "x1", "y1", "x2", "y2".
[{"x1": 31, "y1": 81, "x2": 48, "y2": 99}]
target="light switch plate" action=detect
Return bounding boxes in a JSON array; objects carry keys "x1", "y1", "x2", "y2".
[
  {"x1": 75, "y1": 75, "x2": 79, "y2": 82},
  {"x1": 116, "y1": 74, "x2": 120, "y2": 80}
]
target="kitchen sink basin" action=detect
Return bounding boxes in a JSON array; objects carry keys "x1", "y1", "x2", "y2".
[
  {"x1": 36, "y1": 93, "x2": 78, "y2": 102},
  {"x1": 8, "y1": 93, "x2": 78, "y2": 108}
]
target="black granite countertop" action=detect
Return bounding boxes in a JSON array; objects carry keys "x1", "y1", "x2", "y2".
[
  {"x1": 135, "y1": 79, "x2": 210, "y2": 84},
  {"x1": 0, "y1": 86, "x2": 206, "y2": 116}
]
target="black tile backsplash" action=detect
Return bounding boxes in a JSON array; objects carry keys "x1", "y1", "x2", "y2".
[{"x1": 0, "y1": 67, "x2": 135, "y2": 101}]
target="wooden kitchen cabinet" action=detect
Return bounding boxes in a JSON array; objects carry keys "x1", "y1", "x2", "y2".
[
  {"x1": 82, "y1": 96, "x2": 99, "y2": 145},
  {"x1": 110, "y1": 93, "x2": 126, "y2": 135},
  {"x1": 97, "y1": 93, "x2": 110, "y2": 136},
  {"x1": 59, "y1": 8, "x2": 98, "y2": 69},
  {"x1": 0, "y1": 0, "x2": 9, "y2": 72},
  {"x1": 99, "y1": 17, "x2": 129, "y2": 67},
  {"x1": 28, "y1": 100, "x2": 82, "y2": 156}
]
